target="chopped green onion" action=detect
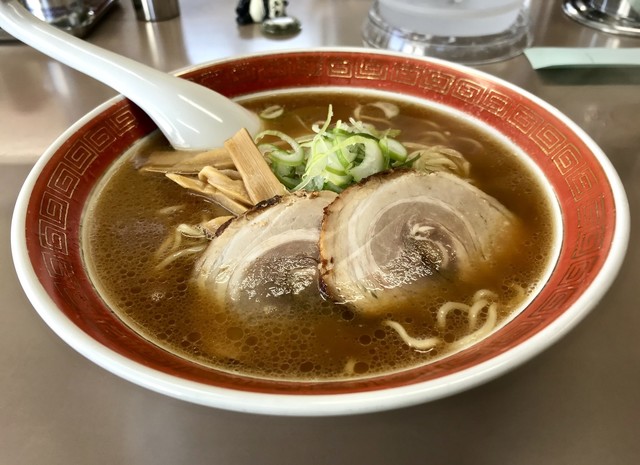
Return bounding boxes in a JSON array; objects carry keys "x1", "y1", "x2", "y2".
[
  {"x1": 271, "y1": 150, "x2": 303, "y2": 166},
  {"x1": 348, "y1": 138, "x2": 384, "y2": 182},
  {"x1": 380, "y1": 137, "x2": 408, "y2": 162},
  {"x1": 255, "y1": 105, "x2": 413, "y2": 192}
]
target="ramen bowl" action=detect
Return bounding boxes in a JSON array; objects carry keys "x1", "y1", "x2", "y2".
[{"x1": 11, "y1": 48, "x2": 629, "y2": 416}]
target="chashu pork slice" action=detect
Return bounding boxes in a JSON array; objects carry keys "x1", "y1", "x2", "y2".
[
  {"x1": 319, "y1": 170, "x2": 517, "y2": 314},
  {"x1": 194, "y1": 191, "x2": 337, "y2": 317}
]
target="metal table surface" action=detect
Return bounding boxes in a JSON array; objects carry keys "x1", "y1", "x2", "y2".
[{"x1": 1, "y1": 1, "x2": 639, "y2": 464}]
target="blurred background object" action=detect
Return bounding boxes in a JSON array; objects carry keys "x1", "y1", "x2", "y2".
[
  {"x1": 132, "y1": 0, "x2": 179, "y2": 22},
  {"x1": 362, "y1": 0, "x2": 533, "y2": 65},
  {"x1": 562, "y1": 0, "x2": 640, "y2": 35},
  {"x1": 0, "y1": 0, "x2": 118, "y2": 39}
]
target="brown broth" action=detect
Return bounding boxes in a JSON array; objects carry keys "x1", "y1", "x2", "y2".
[{"x1": 83, "y1": 91, "x2": 556, "y2": 381}]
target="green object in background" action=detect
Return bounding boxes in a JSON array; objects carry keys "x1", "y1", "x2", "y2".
[{"x1": 524, "y1": 47, "x2": 640, "y2": 69}]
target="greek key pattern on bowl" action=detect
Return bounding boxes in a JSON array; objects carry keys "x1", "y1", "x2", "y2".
[
  {"x1": 25, "y1": 53, "x2": 617, "y2": 391},
  {"x1": 35, "y1": 104, "x2": 144, "y2": 280}
]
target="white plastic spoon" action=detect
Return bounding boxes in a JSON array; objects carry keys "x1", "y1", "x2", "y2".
[{"x1": 0, "y1": 0, "x2": 260, "y2": 151}]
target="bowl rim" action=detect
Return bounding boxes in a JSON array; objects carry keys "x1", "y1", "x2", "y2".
[{"x1": 10, "y1": 47, "x2": 630, "y2": 416}]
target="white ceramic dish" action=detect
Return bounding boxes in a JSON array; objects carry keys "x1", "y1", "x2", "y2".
[{"x1": 11, "y1": 48, "x2": 629, "y2": 416}]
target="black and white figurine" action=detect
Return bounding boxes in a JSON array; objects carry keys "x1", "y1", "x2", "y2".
[{"x1": 236, "y1": 0, "x2": 289, "y2": 25}]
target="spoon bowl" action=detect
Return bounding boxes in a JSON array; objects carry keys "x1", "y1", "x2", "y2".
[{"x1": 0, "y1": 0, "x2": 259, "y2": 150}]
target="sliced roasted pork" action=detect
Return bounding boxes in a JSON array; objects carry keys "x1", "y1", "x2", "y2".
[
  {"x1": 194, "y1": 191, "x2": 337, "y2": 316},
  {"x1": 319, "y1": 170, "x2": 516, "y2": 314}
]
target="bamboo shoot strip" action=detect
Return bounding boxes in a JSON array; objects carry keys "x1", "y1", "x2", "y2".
[
  {"x1": 202, "y1": 216, "x2": 235, "y2": 236},
  {"x1": 140, "y1": 147, "x2": 235, "y2": 174},
  {"x1": 198, "y1": 166, "x2": 252, "y2": 206},
  {"x1": 224, "y1": 128, "x2": 287, "y2": 203},
  {"x1": 165, "y1": 173, "x2": 249, "y2": 216}
]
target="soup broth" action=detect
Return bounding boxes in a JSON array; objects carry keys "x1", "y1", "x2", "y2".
[{"x1": 83, "y1": 91, "x2": 556, "y2": 381}]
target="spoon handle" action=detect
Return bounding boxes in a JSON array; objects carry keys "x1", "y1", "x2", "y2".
[{"x1": 0, "y1": 0, "x2": 259, "y2": 150}]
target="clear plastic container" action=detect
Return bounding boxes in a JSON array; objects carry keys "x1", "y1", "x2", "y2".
[{"x1": 362, "y1": 0, "x2": 532, "y2": 65}]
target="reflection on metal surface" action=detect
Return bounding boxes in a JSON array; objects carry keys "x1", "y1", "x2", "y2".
[
  {"x1": 132, "y1": 0, "x2": 179, "y2": 22},
  {"x1": 563, "y1": 0, "x2": 640, "y2": 35},
  {"x1": 136, "y1": 18, "x2": 188, "y2": 71}
]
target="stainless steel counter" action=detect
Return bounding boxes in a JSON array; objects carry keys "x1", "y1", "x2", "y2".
[{"x1": 1, "y1": 1, "x2": 639, "y2": 464}]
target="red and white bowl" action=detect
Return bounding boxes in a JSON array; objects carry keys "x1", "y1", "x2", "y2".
[{"x1": 11, "y1": 49, "x2": 629, "y2": 416}]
